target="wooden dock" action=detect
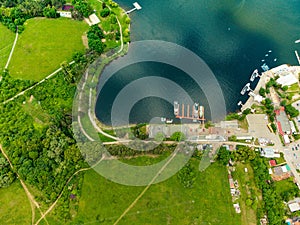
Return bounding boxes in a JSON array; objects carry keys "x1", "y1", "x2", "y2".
[{"x1": 175, "y1": 103, "x2": 205, "y2": 121}]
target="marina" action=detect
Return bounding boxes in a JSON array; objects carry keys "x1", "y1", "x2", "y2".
[{"x1": 173, "y1": 102, "x2": 205, "y2": 122}]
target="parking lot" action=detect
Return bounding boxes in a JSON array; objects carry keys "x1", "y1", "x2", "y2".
[{"x1": 246, "y1": 114, "x2": 282, "y2": 148}]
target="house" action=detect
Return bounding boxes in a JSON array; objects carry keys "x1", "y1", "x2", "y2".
[
  {"x1": 260, "y1": 148, "x2": 280, "y2": 158},
  {"x1": 276, "y1": 74, "x2": 298, "y2": 86},
  {"x1": 289, "y1": 202, "x2": 300, "y2": 212},
  {"x1": 57, "y1": 4, "x2": 74, "y2": 18},
  {"x1": 269, "y1": 160, "x2": 277, "y2": 167},
  {"x1": 85, "y1": 13, "x2": 101, "y2": 26}
]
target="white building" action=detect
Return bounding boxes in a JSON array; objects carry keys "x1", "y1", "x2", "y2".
[
  {"x1": 276, "y1": 74, "x2": 298, "y2": 86},
  {"x1": 58, "y1": 11, "x2": 72, "y2": 18}
]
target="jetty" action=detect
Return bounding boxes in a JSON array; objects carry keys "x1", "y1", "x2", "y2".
[
  {"x1": 295, "y1": 50, "x2": 300, "y2": 65},
  {"x1": 126, "y1": 2, "x2": 142, "y2": 14},
  {"x1": 174, "y1": 102, "x2": 205, "y2": 122}
]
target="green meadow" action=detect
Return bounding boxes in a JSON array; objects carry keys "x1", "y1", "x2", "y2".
[
  {"x1": 66, "y1": 158, "x2": 241, "y2": 225},
  {"x1": 0, "y1": 24, "x2": 15, "y2": 71},
  {"x1": 0, "y1": 181, "x2": 31, "y2": 224},
  {"x1": 9, "y1": 17, "x2": 88, "y2": 81}
]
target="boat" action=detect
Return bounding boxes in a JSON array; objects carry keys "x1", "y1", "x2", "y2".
[
  {"x1": 261, "y1": 59, "x2": 265, "y2": 62},
  {"x1": 265, "y1": 54, "x2": 269, "y2": 57},
  {"x1": 237, "y1": 101, "x2": 242, "y2": 106},
  {"x1": 161, "y1": 117, "x2": 166, "y2": 122},
  {"x1": 193, "y1": 103, "x2": 199, "y2": 118},
  {"x1": 268, "y1": 50, "x2": 272, "y2": 53},
  {"x1": 250, "y1": 69, "x2": 258, "y2": 82},
  {"x1": 240, "y1": 83, "x2": 250, "y2": 95},
  {"x1": 199, "y1": 106, "x2": 204, "y2": 118},
  {"x1": 261, "y1": 63, "x2": 270, "y2": 71},
  {"x1": 295, "y1": 39, "x2": 300, "y2": 44},
  {"x1": 174, "y1": 101, "x2": 179, "y2": 116},
  {"x1": 166, "y1": 119, "x2": 173, "y2": 124},
  {"x1": 274, "y1": 58, "x2": 277, "y2": 62}
]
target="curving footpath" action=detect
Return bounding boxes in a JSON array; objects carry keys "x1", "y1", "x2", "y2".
[{"x1": 4, "y1": 29, "x2": 18, "y2": 70}]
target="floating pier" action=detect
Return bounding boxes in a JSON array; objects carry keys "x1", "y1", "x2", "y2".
[
  {"x1": 295, "y1": 50, "x2": 300, "y2": 65},
  {"x1": 126, "y1": 2, "x2": 142, "y2": 14},
  {"x1": 174, "y1": 102, "x2": 205, "y2": 122}
]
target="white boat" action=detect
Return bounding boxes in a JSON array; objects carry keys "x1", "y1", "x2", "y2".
[
  {"x1": 265, "y1": 54, "x2": 269, "y2": 57},
  {"x1": 261, "y1": 59, "x2": 265, "y2": 62},
  {"x1": 174, "y1": 101, "x2": 179, "y2": 116},
  {"x1": 268, "y1": 50, "x2": 272, "y2": 53},
  {"x1": 240, "y1": 83, "x2": 250, "y2": 95},
  {"x1": 161, "y1": 117, "x2": 166, "y2": 122},
  {"x1": 199, "y1": 106, "x2": 204, "y2": 118},
  {"x1": 237, "y1": 101, "x2": 242, "y2": 106},
  {"x1": 166, "y1": 119, "x2": 173, "y2": 124},
  {"x1": 193, "y1": 103, "x2": 199, "y2": 118},
  {"x1": 250, "y1": 69, "x2": 258, "y2": 82},
  {"x1": 295, "y1": 39, "x2": 300, "y2": 44},
  {"x1": 274, "y1": 58, "x2": 277, "y2": 62},
  {"x1": 261, "y1": 63, "x2": 269, "y2": 71}
]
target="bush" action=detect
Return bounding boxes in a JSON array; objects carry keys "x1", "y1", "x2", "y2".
[{"x1": 100, "y1": 8, "x2": 110, "y2": 17}]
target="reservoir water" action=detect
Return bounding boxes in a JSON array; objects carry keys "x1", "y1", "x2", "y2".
[{"x1": 95, "y1": 0, "x2": 300, "y2": 125}]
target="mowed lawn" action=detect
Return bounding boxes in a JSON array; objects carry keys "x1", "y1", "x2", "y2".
[
  {"x1": 69, "y1": 159, "x2": 241, "y2": 225},
  {"x1": 0, "y1": 181, "x2": 31, "y2": 224},
  {"x1": 9, "y1": 17, "x2": 88, "y2": 81},
  {"x1": 0, "y1": 24, "x2": 15, "y2": 71}
]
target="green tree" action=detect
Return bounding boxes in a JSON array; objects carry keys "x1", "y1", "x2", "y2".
[
  {"x1": 100, "y1": 8, "x2": 110, "y2": 17},
  {"x1": 170, "y1": 132, "x2": 186, "y2": 142},
  {"x1": 217, "y1": 147, "x2": 230, "y2": 165}
]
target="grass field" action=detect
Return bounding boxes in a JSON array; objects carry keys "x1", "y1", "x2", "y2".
[
  {"x1": 9, "y1": 17, "x2": 88, "y2": 81},
  {"x1": 68, "y1": 158, "x2": 241, "y2": 225},
  {"x1": 0, "y1": 181, "x2": 31, "y2": 224},
  {"x1": 0, "y1": 24, "x2": 15, "y2": 71}
]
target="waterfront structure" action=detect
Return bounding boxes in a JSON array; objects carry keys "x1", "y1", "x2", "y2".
[
  {"x1": 173, "y1": 102, "x2": 205, "y2": 122},
  {"x1": 126, "y1": 2, "x2": 142, "y2": 14}
]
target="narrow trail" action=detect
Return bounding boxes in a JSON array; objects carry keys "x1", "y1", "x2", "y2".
[{"x1": 4, "y1": 29, "x2": 18, "y2": 69}]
